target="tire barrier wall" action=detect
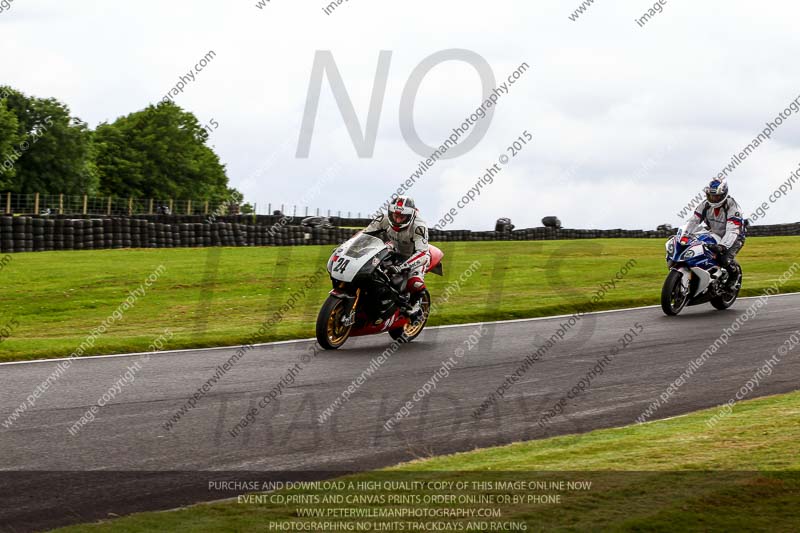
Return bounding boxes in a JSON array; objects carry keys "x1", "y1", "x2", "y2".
[
  {"x1": 0, "y1": 217, "x2": 363, "y2": 253},
  {"x1": 1, "y1": 216, "x2": 798, "y2": 253}
]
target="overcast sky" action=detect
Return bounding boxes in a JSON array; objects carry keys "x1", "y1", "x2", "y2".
[{"x1": 2, "y1": 0, "x2": 799, "y2": 229}]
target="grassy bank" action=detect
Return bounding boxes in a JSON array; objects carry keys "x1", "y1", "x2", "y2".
[
  {"x1": 1, "y1": 237, "x2": 799, "y2": 362},
  {"x1": 54, "y1": 390, "x2": 800, "y2": 532}
]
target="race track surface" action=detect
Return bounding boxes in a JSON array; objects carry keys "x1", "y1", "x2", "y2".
[{"x1": 1, "y1": 294, "x2": 799, "y2": 531}]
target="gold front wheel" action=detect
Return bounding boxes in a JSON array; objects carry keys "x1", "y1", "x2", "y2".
[{"x1": 316, "y1": 295, "x2": 353, "y2": 350}]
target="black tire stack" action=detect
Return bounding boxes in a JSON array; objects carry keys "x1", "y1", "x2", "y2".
[
  {"x1": 62, "y1": 219, "x2": 74, "y2": 250},
  {"x1": 110, "y1": 218, "x2": 132, "y2": 248},
  {"x1": 32, "y1": 218, "x2": 44, "y2": 251},
  {"x1": 0, "y1": 217, "x2": 12, "y2": 253},
  {"x1": 0, "y1": 216, "x2": 797, "y2": 253},
  {"x1": 14, "y1": 217, "x2": 32, "y2": 252}
]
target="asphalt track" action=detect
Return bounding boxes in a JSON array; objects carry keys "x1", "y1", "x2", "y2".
[{"x1": 1, "y1": 294, "x2": 799, "y2": 531}]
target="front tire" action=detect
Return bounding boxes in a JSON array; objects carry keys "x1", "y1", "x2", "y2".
[
  {"x1": 389, "y1": 290, "x2": 431, "y2": 343},
  {"x1": 316, "y1": 295, "x2": 353, "y2": 350},
  {"x1": 661, "y1": 270, "x2": 689, "y2": 316}
]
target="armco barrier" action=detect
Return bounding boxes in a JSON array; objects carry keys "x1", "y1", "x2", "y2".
[{"x1": 0, "y1": 216, "x2": 798, "y2": 253}]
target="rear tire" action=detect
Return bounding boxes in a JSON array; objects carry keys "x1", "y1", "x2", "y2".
[
  {"x1": 316, "y1": 295, "x2": 353, "y2": 350},
  {"x1": 661, "y1": 270, "x2": 689, "y2": 316},
  {"x1": 711, "y1": 270, "x2": 741, "y2": 310},
  {"x1": 389, "y1": 290, "x2": 431, "y2": 343}
]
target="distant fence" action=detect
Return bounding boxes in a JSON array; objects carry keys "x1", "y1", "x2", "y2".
[
  {"x1": 2, "y1": 192, "x2": 227, "y2": 217},
  {"x1": 0, "y1": 192, "x2": 366, "y2": 219},
  {"x1": 1, "y1": 216, "x2": 798, "y2": 253}
]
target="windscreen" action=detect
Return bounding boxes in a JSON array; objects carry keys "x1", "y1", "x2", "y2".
[{"x1": 341, "y1": 234, "x2": 384, "y2": 259}]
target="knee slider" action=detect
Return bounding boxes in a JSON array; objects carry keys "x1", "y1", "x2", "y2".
[{"x1": 407, "y1": 277, "x2": 425, "y2": 293}]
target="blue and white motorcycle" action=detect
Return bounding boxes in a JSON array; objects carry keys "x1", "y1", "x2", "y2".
[{"x1": 661, "y1": 229, "x2": 742, "y2": 316}]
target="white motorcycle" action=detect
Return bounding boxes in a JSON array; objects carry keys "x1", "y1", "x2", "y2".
[{"x1": 315, "y1": 233, "x2": 444, "y2": 350}]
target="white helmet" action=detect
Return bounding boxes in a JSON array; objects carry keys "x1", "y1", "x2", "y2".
[
  {"x1": 704, "y1": 179, "x2": 729, "y2": 208},
  {"x1": 388, "y1": 196, "x2": 416, "y2": 231}
]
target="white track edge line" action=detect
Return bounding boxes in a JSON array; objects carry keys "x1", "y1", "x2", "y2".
[{"x1": 2, "y1": 291, "x2": 798, "y2": 367}]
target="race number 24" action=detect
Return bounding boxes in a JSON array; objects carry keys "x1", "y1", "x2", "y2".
[{"x1": 333, "y1": 258, "x2": 351, "y2": 273}]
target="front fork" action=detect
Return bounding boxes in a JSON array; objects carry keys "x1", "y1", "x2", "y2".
[
  {"x1": 330, "y1": 285, "x2": 361, "y2": 327},
  {"x1": 343, "y1": 289, "x2": 361, "y2": 326},
  {"x1": 672, "y1": 266, "x2": 691, "y2": 295}
]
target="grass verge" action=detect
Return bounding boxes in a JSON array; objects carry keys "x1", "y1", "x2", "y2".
[
  {"x1": 53, "y1": 389, "x2": 800, "y2": 532},
  {"x1": 1, "y1": 237, "x2": 799, "y2": 362}
]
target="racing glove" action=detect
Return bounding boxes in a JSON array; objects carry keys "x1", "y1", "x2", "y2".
[
  {"x1": 708, "y1": 243, "x2": 727, "y2": 255},
  {"x1": 387, "y1": 265, "x2": 405, "y2": 275}
]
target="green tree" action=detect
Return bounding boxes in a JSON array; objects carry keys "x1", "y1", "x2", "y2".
[
  {"x1": 95, "y1": 102, "x2": 228, "y2": 200},
  {"x1": 0, "y1": 86, "x2": 95, "y2": 194},
  {"x1": 0, "y1": 95, "x2": 23, "y2": 189}
]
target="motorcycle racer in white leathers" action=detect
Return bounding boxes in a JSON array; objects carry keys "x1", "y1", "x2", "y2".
[
  {"x1": 682, "y1": 178, "x2": 746, "y2": 287},
  {"x1": 364, "y1": 196, "x2": 430, "y2": 320}
]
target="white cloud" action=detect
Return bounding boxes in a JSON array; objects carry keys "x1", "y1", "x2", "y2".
[{"x1": 1, "y1": 0, "x2": 799, "y2": 228}]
